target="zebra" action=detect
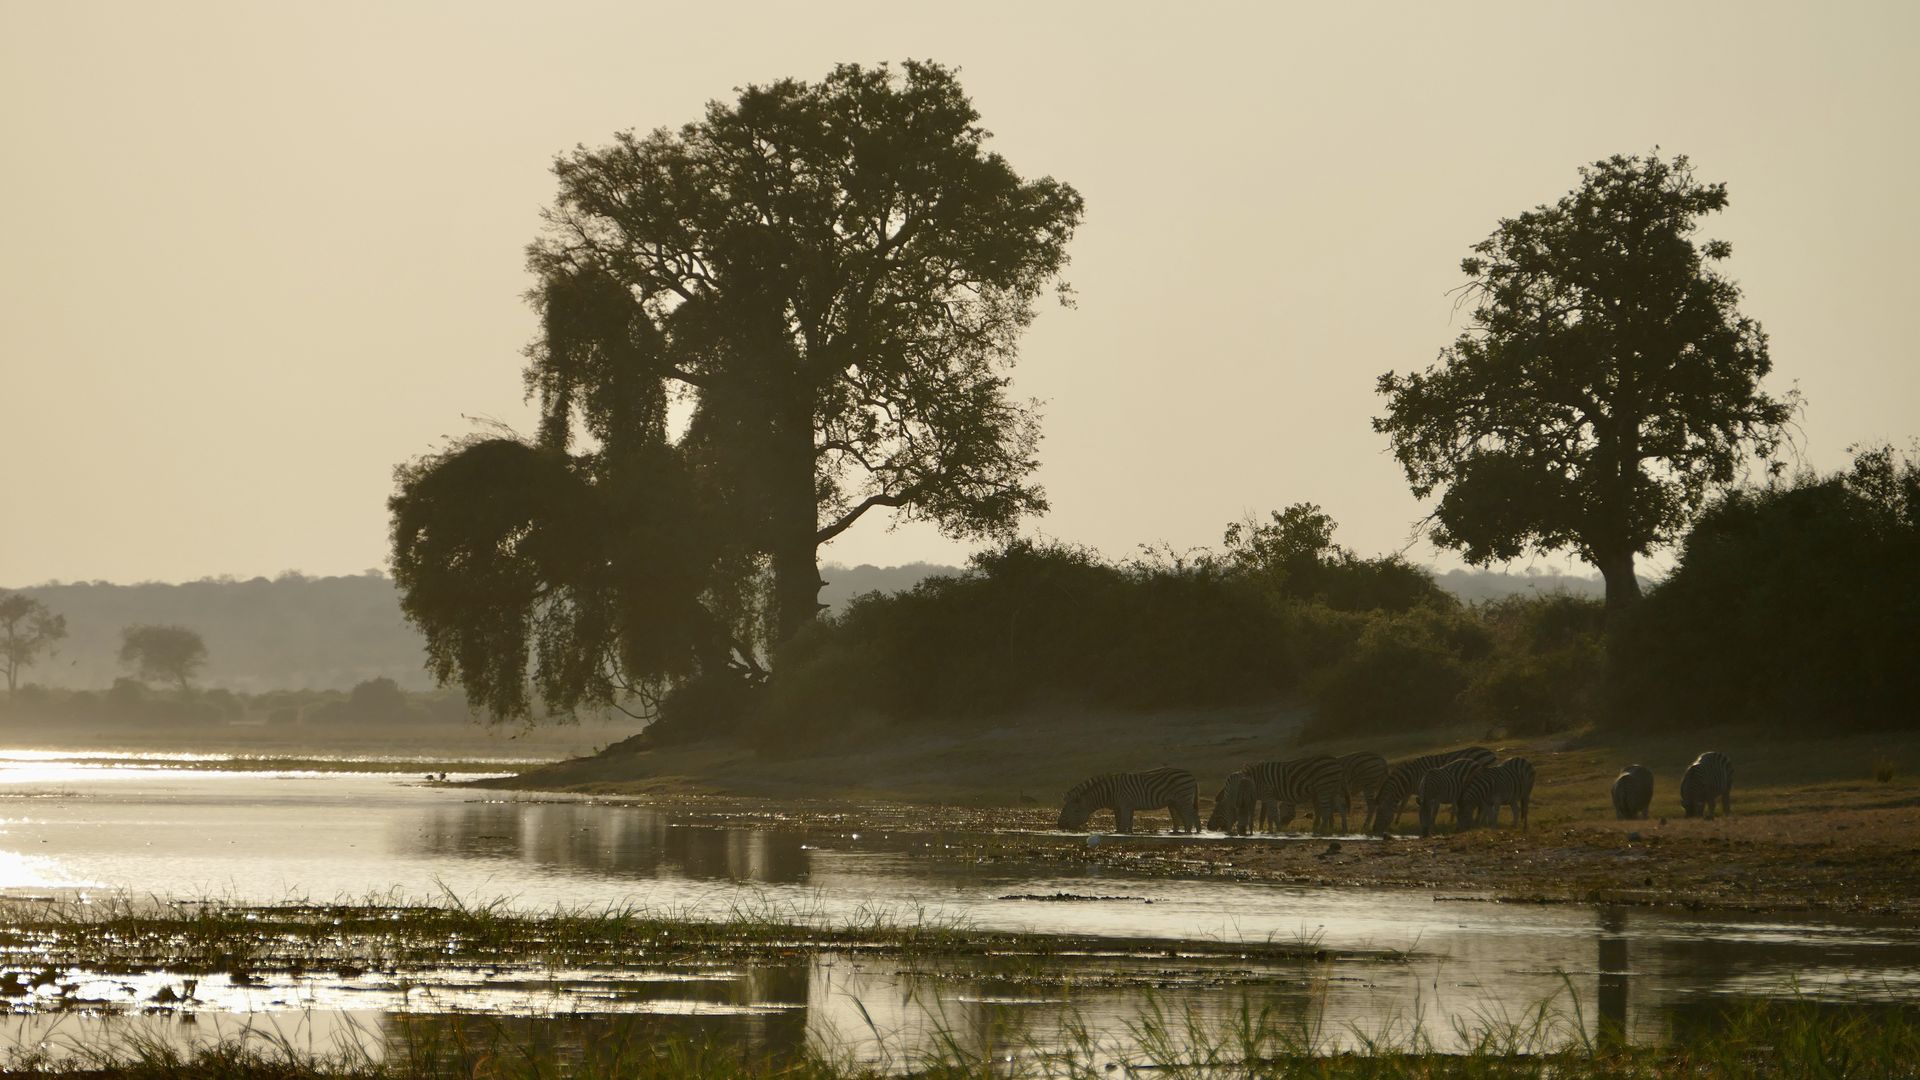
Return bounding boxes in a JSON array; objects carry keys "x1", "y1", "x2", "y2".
[
  {"x1": 1368, "y1": 746, "x2": 1498, "y2": 835},
  {"x1": 1679, "y1": 751, "x2": 1733, "y2": 819},
  {"x1": 1243, "y1": 755, "x2": 1345, "y2": 834},
  {"x1": 1333, "y1": 751, "x2": 1389, "y2": 833},
  {"x1": 1058, "y1": 767, "x2": 1200, "y2": 834},
  {"x1": 1416, "y1": 757, "x2": 1487, "y2": 836},
  {"x1": 1206, "y1": 771, "x2": 1258, "y2": 835},
  {"x1": 1612, "y1": 764, "x2": 1654, "y2": 820},
  {"x1": 1461, "y1": 757, "x2": 1536, "y2": 829}
]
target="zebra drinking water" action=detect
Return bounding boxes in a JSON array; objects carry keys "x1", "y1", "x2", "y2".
[
  {"x1": 1058, "y1": 767, "x2": 1201, "y2": 834},
  {"x1": 1333, "y1": 751, "x2": 1389, "y2": 833},
  {"x1": 1369, "y1": 746, "x2": 1498, "y2": 835},
  {"x1": 1206, "y1": 771, "x2": 1257, "y2": 835},
  {"x1": 1612, "y1": 764, "x2": 1654, "y2": 820},
  {"x1": 1461, "y1": 757, "x2": 1536, "y2": 829},
  {"x1": 1416, "y1": 757, "x2": 1487, "y2": 836},
  {"x1": 1243, "y1": 756, "x2": 1345, "y2": 834},
  {"x1": 1679, "y1": 751, "x2": 1733, "y2": 819}
]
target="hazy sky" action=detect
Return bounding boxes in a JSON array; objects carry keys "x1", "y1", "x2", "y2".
[{"x1": 4, "y1": 1, "x2": 1915, "y2": 585}]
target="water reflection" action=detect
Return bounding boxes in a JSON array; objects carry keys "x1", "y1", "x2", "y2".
[
  {"x1": 1598, "y1": 908, "x2": 1629, "y2": 1043},
  {"x1": 401, "y1": 801, "x2": 810, "y2": 884}
]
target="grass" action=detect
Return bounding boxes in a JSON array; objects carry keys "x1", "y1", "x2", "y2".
[
  {"x1": 0, "y1": 894, "x2": 1386, "y2": 980},
  {"x1": 2, "y1": 993, "x2": 1916, "y2": 1077}
]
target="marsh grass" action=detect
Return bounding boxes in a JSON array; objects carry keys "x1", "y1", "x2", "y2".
[
  {"x1": 0, "y1": 893, "x2": 1367, "y2": 980},
  {"x1": 3, "y1": 992, "x2": 1918, "y2": 1078}
]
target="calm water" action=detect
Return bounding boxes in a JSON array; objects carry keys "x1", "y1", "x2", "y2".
[{"x1": 0, "y1": 752, "x2": 1914, "y2": 1066}]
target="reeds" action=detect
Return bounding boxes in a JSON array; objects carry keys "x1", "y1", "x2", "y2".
[{"x1": 3, "y1": 986, "x2": 1915, "y2": 1078}]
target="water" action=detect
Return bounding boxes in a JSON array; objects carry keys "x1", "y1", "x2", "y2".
[{"x1": 0, "y1": 753, "x2": 1914, "y2": 1066}]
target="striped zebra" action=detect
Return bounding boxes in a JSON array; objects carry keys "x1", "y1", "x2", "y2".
[
  {"x1": 1206, "y1": 771, "x2": 1258, "y2": 835},
  {"x1": 1612, "y1": 765, "x2": 1654, "y2": 820},
  {"x1": 1461, "y1": 757, "x2": 1536, "y2": 829},
  {"x1": 1333, "y1": 752, "x2": 1389, "y2": 833},
  {"x1": 1679, "y1": 751, "x2": 1733, "y2": 820},
  {"x1": 1058, "y1": 767, "x2": 1200, "y2": 834},
  {"x1": 1368, "y1": 746, "x2": 1498, "y2": 835},
  {"x1": 1243, "y1": 755, "x2": 1345, "y2": 834},
  {"x1": 1416, "y1": 757, "x2": 1487, "y2": 836}
]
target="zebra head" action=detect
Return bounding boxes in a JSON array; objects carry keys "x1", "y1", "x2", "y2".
[
  {"x1": 1058, "y1": 797, "x2": 1094, "y2": 831},
  {"x1": 1205, "y1": 788, "x2": 1230, "y2": 832}
]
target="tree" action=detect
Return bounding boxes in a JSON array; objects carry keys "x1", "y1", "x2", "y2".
[
  {"x1": 0, "y1": 593, "x2": 67, "y2": 697},
  {"x1": 1374, "y1": 152, "x2": 1794, "y2": 620},
  {"x1": 392, "y1": 61, "x2": 1082, "y2": 723},
  {"x1": 118, "y1": 624, "x2": 208, "y2": 692}
]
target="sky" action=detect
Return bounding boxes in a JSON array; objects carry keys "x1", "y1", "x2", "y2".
[{"x1": 3, "y1": 1, "x2": 1916, "y2": 586}]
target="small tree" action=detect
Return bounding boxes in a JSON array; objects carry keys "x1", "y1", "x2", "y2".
[
  {"x1": 1375, "y1": 152, "x2": 1794, "y2": 621},
  {"x1": 118, "y1": 624, "x2": 208, "y2": 692},
  {"x1": 0, "y1": 593, "x2": 67, "y2": 697}
]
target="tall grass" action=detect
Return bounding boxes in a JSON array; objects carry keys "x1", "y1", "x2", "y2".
[{"x1": 4, "y1": 991, "x2": 1916, "y2": 1078}]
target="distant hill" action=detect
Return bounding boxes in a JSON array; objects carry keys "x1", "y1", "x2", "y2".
[
  {"x1": 3, "y1": 564, "x2": 964, "y2": 693},
  {"x1": 1433, "y1": 567, "x2": 1607, "y2": 603},
  {"x1": 3, "y1": 562, "x2": 1610, "y2": 692}
]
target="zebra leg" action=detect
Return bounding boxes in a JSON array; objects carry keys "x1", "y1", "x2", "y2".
[{"x1": 1116, "y1": 806, "x2": 1134, "y2": 834}]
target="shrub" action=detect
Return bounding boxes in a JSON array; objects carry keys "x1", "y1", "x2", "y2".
[{"x1": 1303, "y1": 608, "x2": 1472, "y2": 739}]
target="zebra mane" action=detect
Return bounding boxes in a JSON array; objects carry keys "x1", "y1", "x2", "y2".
[{"x1": 1063, "y1": 774, "x2": 1107, "y2": 803}]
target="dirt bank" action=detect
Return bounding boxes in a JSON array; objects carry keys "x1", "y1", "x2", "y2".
[{"x1": 476, "y1": 713, "x2": 1920, "y2": 917}]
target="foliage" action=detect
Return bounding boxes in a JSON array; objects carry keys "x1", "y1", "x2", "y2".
[
  {"x1": 0, "y1": 591, "x2": 66, "y2": 695},
  {"x1": 1224, "y1": 504, "x2": 1456, "y2": 614},
  {"x1": 1301, "y1": 607, "x2": 1482, "y2": 740},
  {"x1": 1375, "y1": 152, "x2": 1794, "y2": 614},
  {"x1": 117, "y1": 623, "x2": 207, "y2": 691},
  {"x1": 748, "y1": 516, "x2": 1601, "y2": 753},
  {"x1": 1466, "y1": 593, "x2": 1607, "y2": 736},
  {"x1": 1613, "y1": 444, "x2": 1920, "y2": 731},
  {"x1": 390, "y1": 436, "x2": 749, "y2": 723}
]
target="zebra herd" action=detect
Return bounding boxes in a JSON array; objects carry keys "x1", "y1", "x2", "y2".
[
  {"x1": 1615, "y1": 751, "x2": 1735, "y2": 820},
  {"x1": 1057, "y1": 745, "x2": 1535, "y2": 837},
  {"x1": 1058, "y1": 747, "x2": 1738, "y2": 835}
]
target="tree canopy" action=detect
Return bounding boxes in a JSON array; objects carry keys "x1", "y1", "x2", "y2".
[
  {"x1": 0, "y1": 593, "x2": 67, "y2": 696},
  {"x1": 118, "y1": 624, "x2": 207, "y2": 692},
  {"x1": 391, "y1": 61, "x2": 1082, "y2": 724},
  {"x1": 1374, "y1": 152, "x2": 1794, "y2": 616}
]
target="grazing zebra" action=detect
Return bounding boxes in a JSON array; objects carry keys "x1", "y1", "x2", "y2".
[
  {"x1": 1333, "y1": 752, "x2": 1389, "y2": 833},
  {"x1": 1679, "y1": 751, "x2": 1733, "y2": 820},
  {"x1": 1461, "y1": 757, "x2": 1536, "y2": 829},
  {"x1": 1612, "y1": 765, "x2": 1654, "y2": 820},
  {"x1": 1416, "y1": 757, "x2": 1487, "y2": 836},
  {"x1": 1206, "y1": 771, "x2": 1258, "y2": 835},
  {"x1": 1243, "y1": 755, "x2": 1345, "y2": 834},
  {"x1": 1058, "y1": 767, "x2": 1200, "y2": 834},
  {"x1": 1368, "y1": 746, "x2": 1498, "y2": 835}
]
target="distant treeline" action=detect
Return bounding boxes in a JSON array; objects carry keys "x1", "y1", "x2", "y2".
[
  {"x1": 1, "y1": 677, "x2": 476, "y2": 729},
  {"x1": 2, "y1": 564, "x2": 1598, "y2": 694}
]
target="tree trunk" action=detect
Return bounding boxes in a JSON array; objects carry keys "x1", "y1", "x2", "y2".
[
  {"x1": 769, "y1": 395, "x2": 824, "y2": 645},
  {"x1": 1595, "y1": 548, "x2": 1642, "y2": 628}
]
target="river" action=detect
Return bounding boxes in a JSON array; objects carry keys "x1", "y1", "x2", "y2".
[{"x1": 0, "y1": 751, "x2": 1913, "y2": 1067}]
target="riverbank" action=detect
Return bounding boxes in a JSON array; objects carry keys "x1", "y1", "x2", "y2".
[{"x1": 477, "y1": 715, "x2": 1920, "y2": 917}]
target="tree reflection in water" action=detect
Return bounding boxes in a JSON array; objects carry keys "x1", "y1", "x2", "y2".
[{"x1": 400, "y1": 802, "x2": 810, "y2": 884}]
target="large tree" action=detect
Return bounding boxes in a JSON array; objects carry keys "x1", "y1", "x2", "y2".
[
  {"x1": 1374, "y1": 152, "x2": 1793, "y2": 619},
  {"x1": 0, "y1": 593, "x2": 67, "y2": 697},
  {"x1": 118, "y1": 624, "x2": 207, "y2": 692},
  {"x1": 391, "y1": 61, "x2": 1081, "y2": 722}
]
